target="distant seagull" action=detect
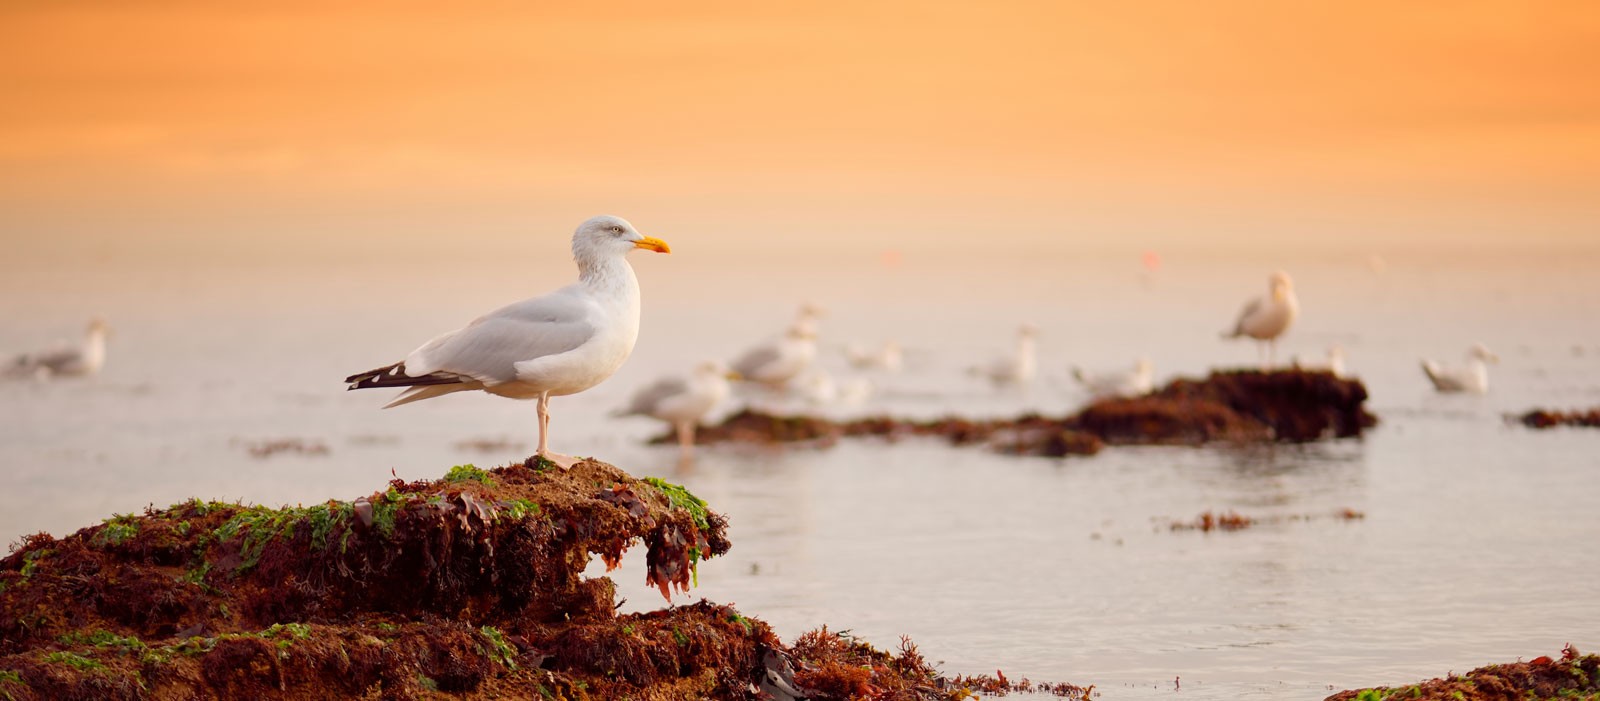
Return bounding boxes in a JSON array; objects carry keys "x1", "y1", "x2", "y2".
[
  {"x1": 845, "y1": 340, "x2": 902, "y2": 372},
  {"x1": 344, "y1": 215, "x2": 671, "y2": 468},
  {"x1": 1073, "y1": 358, "x2": 1154, "y2": 400},
  {"x1": 796, "y1": 367, "x2": 838, "y2": 405},
  {"x1": 617, "y1": 361, "x2": 736, "y2": 459},
  {"x1": 1422, "y1": 343, "x2": 1499, "y2": 394},
  {"x1": 1293, "y1": 345, "x2": 1347, "y2": 378},
  {"x1": 5, "y1": 318, "x2": 110, "y2": 380},
  {"x1": 972, "y1": 323, "x2": 1038, "y2": 388},
  {"x1": 1223, "y1": 271, "x2": 1299, "y2": 369},
  {"x1": 794, "y1": 302, "x2": 825, "y2": 333},
  {"x1": 732, "y1": 321, "x2": 819, "y2": 391}
]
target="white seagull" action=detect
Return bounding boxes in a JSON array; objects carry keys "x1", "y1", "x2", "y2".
[
  {"x1": 1223, "y1": 271, "x2": 1299, "y2": 369},
  {"x1": 617, "y1": 360, "x2": 736, "y2": 459},
  {"x1": 344, "y1": 215, "x2": 671, "y2": 468},
  {"x1": 731, "y1": 321, "x2": 819, "y2": 391},
  {"x1": 5, "y1": 318, "x2": 109, "y2": 380},
  {"x1": 845, "y1": 340, "x2": 903, "y2": 373},
  {"x1": 1073, "y1": 358, "x2": 1154, "y2": 400},
  {"x1": 1421, "y1": 343, "x2": 1499, "y2": 394},
  {"x1": 972, "y1": 323, "x2": 1038, "y2": 388},
  {"x1": 1293, "y1": 345, "x2": 1347, "y2": 378}
]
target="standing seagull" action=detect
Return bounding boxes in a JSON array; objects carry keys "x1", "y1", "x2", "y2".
[
  {"x1": 344, "y1": 216, "x2": 670, "y2": 468},
  {"x1": 972, "y1": 323, "x2": 1038, "y2": 388},
  {"x1": 5, "y1": 318, "x2": 109, "y2": 379},
  {"x1": 1222, "y1": 271, "x2": 1299, "y2": 369},
  {"x1": 731, "y1": 322, "x2": 819, "y2": 391},
  {"x1": 616, "y1": 361, "x2": 737, "y2": 460},
  {"x1": 1421, "y1": 343, "x2": 1499, "y2": 394}
]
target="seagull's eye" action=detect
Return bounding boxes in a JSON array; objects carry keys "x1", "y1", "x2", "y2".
[{"x1": 610, "y1": 226, "x2": 624, "y2": 234}]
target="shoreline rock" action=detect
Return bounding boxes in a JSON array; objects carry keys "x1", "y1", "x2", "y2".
[{"x1": 0, "y1": 458, "x2": 1090, "y2": 700}]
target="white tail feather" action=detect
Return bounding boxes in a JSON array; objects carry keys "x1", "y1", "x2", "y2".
[{"x1": 383, "y1": 383, "x2": 474, "y2": 408}]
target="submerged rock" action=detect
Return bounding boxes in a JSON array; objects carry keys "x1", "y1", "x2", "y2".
[
  {"x1": 1516, "y1": 407, "x2": 1600, "y2": 429},
  {"x1": 0, "y1": 458, "x2": 1090, "y2": 700},
  {"x1": 669, "y1": 369, "x2": 1376, "y2": 455},
  {"x1": 1326, "y1": 645, "x2": 1599, "y2": 700}
]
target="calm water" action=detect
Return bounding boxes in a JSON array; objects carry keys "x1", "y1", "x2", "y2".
[{"x1": 2, "y1": 241, "x2": 1598, "y2": 699}]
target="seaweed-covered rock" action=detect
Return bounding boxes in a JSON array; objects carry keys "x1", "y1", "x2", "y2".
[
  {"x1": 1516, "y1": 407, "x2": 1600, "y2": 429},
  {"x1": 1072, "y1": 369, "x2": 1375, "y2": 443},
  {"x1": 1326, "y1": 645, "x2": 1599, "y2": 700},
  {"x1": 674, "y1": 409, "x2": 840, "y2": 445},
  {"x1": 674, "y1": 369, "x2": 1376, "y2": 453},
  {"x1": 0, "y1": 458, "x2": 1089, "y2": 700}
]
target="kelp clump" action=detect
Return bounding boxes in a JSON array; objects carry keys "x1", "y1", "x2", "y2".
[
  {"x1": 0, "y1": 458, "x2": 1088, "y2": 699},
  {"x1": 1326, "y1": 644, "x2": 1599, "y2": 700}
]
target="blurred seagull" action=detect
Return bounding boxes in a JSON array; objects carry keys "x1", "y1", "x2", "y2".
[
  {"x1": 1421, "y1": 343, "x2": 1499, "y2": 394},
  {"x1": 1073, "y1": 358, "x2": 1154, "y2": 400},
  {"x1": 1223, "y1": 271, "x2": 1299, "y2": 369},
  {"x1": 972, "y1": 323, "x2": 1038, "y2": 388},
  {"x1": 343, "y1": 215, "x2": 671, "y2": 468},
  {"x1": 792, "y1": 302, "x2": 825, "y2": 335},
  {"x1": 1293, "y1": 345, "x2": 1347, "y2": 377},
  {"x1": 617, "y1": 361, "x2": 737, "y2": 459},
  {"x1": 731, "y1": 322, "x2": 819, "y2": 391},
  {"x1": 845, "y1": 340, "x2": 902, "y2": 373},
  {"x1": 5, "y1": 318, "x2": 109, "y2": 379}
]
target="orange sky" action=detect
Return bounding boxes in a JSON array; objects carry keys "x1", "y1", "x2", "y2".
[{"x1": 2, "y1": 1, "x2": 1598, "y2": 257}]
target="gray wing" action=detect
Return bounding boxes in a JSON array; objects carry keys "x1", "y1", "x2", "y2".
[
  {"x1": 1228, "y1": 298, "x2": 1263, "y2": 336},
  {"x1": 34, "y1": 348, "x2": 82, "y2": 372},
  {"x1": 11, "y1": 347, "x2": 79, "y2": 374},
  {"x1": 406, "y1": 290, "x2": 596, "y2": 385},
  {"x1": 731, "y1": 344, "x2": 781, "y2": 377},
  {"x1": 624, "y1": 377, "x2": 690, "y2": 415}
]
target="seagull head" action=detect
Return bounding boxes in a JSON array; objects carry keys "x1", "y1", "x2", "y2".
[
  {"x1": 1469, "y1": 343, "x2": 1500, "y2": 364},
  {"x1": 786, "y1": 324, "x2": 818, "y2": 341},
  {"x1": 696, "y1": 360, "x2": 740, "y2": 381},
  {"x1": 87, "y1": 317, "x2": 111, "y2": 338},
  {"x1": 1269, "y1": 271, "x2": 1294, "y2": 300},
  {"x1": 572, "y1": 215, "x2": 671, "y2": 264},
  {"x1": 1018, "y1": 322, "x2": 1039, "y2": 339}
]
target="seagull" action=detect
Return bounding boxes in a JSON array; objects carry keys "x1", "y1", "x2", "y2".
[
  {"x1": 616, "y1": 361, "x2": 737, "y2": 459},
  {"x1": 845, "y1": 340, "x2": 902, "y2": 372},
  {"x1": 972, "y1": 323, "x2": 1038, "y2": 388},
  {"x1": 1073, "y1": 358, "x2": 1154, "y2": 400},
  {"x1": 344, "y1": 215, "x2": 670, "y2": 468},
  {"x1": 1222, "y1": 271, "x2": 1299, "y2": 369},
  {"x1": 1421, "y1": 343, "x2": 1499, "y2": 394},
  {"x1": 731, "y1": 321, "x2": 819, "y2": 391},
  {"x1": 5, "y1": 318, "x2": 109, "y2": 379},
  {"x1": 1292, "y1": 345, "x2": 1347, "y2": 377}
]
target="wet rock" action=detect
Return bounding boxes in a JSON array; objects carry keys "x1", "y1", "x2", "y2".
[
  {"x1": 671, "y1": 408, "x2": 840, "y2": 445},
  {"x1": 671, "y1": 370, "x2": 1376, "y2": 454},
  {"x1": 1516, "y1": 407, "x2": 1600, "y2": 429},
  {"x1": 1067, "y1": 369, "x2": 1375, "y2": 444},
  {"x1": 1327, "y1": 644, "x2": 1599, "y2": 700},
  {"x1": 0, "y1": 458, "x2": 1084, "y2": 699}
]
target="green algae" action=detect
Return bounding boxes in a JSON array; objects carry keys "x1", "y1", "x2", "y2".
[
  {"x1": 641, "y1": 477, "x2": 709, "y2": 529},
  {"x1": 444, "y1": 464, "x2": 496, "y2": 487}
]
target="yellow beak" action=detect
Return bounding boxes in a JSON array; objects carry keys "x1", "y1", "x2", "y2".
[
  {"x1": 725, "y1": 370, "x2": 743, "y2": 381},
  {"x1": 633, "y1": 236, "x2": 671, "y2": 254}
]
